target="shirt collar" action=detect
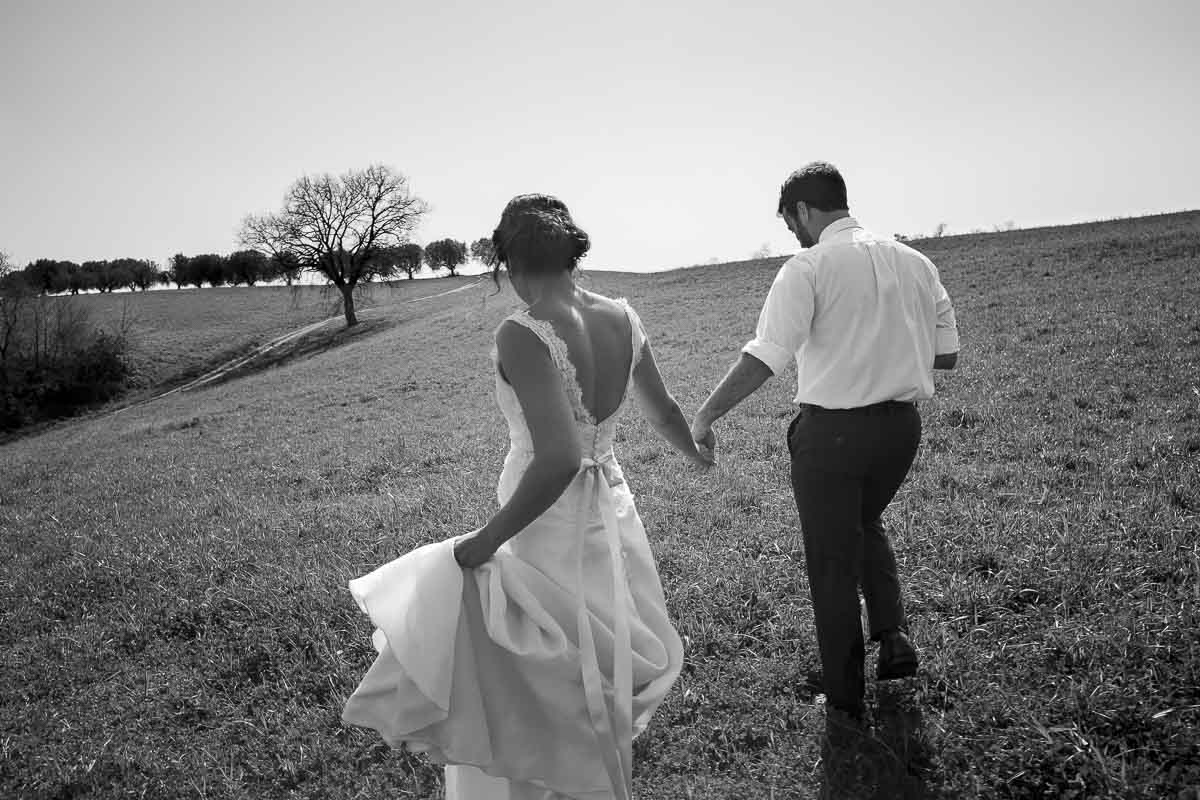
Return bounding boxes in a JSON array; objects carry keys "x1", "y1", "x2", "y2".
[{"x1": 818, "y1": 215, "x2": 861, "y2": 244}]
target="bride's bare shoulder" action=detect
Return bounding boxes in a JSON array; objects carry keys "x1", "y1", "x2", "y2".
[{"x1": 580, "y1": 289, "x2": 632, "y2": 318}]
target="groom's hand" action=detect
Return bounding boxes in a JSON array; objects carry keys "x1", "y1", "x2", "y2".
[{"x1": 691, "y1": 419, "x2": 717, "y2": 465}]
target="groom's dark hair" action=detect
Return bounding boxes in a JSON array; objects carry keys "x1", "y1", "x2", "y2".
[{"x1": 777, "y1": 161, "x2": 849, "y2": 216}]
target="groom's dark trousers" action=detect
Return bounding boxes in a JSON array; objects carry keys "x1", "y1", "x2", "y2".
[{"x1": 787, "y1": 400, "x2": 921, "y2": 713}]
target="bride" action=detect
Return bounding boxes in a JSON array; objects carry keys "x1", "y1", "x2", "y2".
[{"x1": 342, "y1": 194, "x2": 712, "y2": 799}]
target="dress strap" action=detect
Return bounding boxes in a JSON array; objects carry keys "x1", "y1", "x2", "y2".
[
  {"x1": 615, "y1": 298, "x2": 647, "y2": 377},
  {"x1": 499, "y1": 311, "x2": 592, "y2": 424},
  {"x1": 500, "y1": 312, "x2": 570, "y2": 370}
]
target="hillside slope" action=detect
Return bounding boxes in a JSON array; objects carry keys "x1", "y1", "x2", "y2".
[{"x1": 2, "y1": 211, "x2": 1198, "y2": 798}]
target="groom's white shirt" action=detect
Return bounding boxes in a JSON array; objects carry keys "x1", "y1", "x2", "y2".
[{"x1": 743, "y1": 217, "x2": 959, "y2": 408}]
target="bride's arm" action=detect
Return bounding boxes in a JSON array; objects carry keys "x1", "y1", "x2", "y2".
[
  {"x1": 631, "y1": 340, "x2": 712, "y2": 466},
  {"x1": 480, "y1": 321, "x2": 582, "y2": 548}
]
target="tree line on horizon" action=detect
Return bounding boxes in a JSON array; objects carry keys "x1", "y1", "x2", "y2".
[
  {"x1": 2, "y1": 237, "x2": 494, "y2": 298},
  {"x1": 4, "y1": 163, "x2": 502, "y2": 325}
]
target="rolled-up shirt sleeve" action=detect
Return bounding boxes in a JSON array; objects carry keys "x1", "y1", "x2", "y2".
[
  {"x1": 742, "y1": 258, "x2": 814, "y2": 375},
  {"x1": 933, "y1": 278, "x2": 959, "y2": 355}
]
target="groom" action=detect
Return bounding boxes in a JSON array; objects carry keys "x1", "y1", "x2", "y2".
[{"x1": 691, "y1": 162, "x2": 960, "y2": 722}]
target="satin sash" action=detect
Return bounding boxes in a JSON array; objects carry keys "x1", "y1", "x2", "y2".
[{"x1": 574, "y1": 453, "x2": 633, "y2": 800}]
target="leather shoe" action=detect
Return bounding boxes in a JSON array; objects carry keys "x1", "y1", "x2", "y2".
[{"x1": 876, "y1": 630, "x2": 918, "y2": 680}]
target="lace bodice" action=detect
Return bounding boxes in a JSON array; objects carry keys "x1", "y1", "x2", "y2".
[{"x1": 492, "y1": 298, "x2": 645, "y2": 462}]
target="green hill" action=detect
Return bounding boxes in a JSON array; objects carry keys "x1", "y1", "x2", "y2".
[{"x1": 2, "y1": 211, "x2": 1198, "y2": 798}]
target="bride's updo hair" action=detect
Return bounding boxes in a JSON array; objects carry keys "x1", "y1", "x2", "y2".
[{"x1": 491, "y1": 194, "x2": 590, "y2": 286}]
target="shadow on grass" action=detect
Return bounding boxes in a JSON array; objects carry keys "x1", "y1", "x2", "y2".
[
  {"x1": 819, "y1": 683, "x2": 934, "y2": 800},
  {"x1": 0, "y1": 317, "x2": 397, "y2": 447},
  {"x1": 204, "y1": 316, "x2": 395, "y2": 388}
]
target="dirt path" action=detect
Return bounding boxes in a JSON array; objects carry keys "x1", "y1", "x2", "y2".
[{"x1": 114, "y1": 277, "x2": 485, "y2": 413}]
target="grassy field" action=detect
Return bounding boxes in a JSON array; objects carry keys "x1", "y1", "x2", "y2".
[
  {"x1": 71, "y1": 277, "x2": 481, "y2": 394},
  {"x1": 2, "y1": 212, "x2": 1199, "y2": 798}
]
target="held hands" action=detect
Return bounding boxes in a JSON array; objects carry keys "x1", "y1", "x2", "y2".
[
  {"x1": 453, "y1": 527, "x2": 499, "y2": 569},
  {"x1": 690, "y1": 418, "x2": 717, "y2": 467}
]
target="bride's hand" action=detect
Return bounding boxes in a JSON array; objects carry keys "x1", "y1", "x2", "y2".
[
  {"x1": 454, "y1": 527, "x2": 499, "y2": 569},
  {"x1": 691, "y1": 421, "x2": 717, "y2": 467}
]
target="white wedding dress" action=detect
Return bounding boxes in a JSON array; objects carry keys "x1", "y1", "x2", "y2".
[{"x1": 342, "y1": 300, "x2": 684, "y2": 799}]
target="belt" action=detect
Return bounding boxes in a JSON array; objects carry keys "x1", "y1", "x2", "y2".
[{"x1": 799, "y1": 400, "x2": 915, "y2": 416}]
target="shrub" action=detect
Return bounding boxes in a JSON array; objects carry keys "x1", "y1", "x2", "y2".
[{"x1": 0, "y1": 289, "x2": 131, "y2": 431}]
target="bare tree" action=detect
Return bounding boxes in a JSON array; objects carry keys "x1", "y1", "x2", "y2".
[
  {"x1": 933, "y1": 222, "x2": 948, "y2": 238},
  {"x1": 240, "y1": 164, "x2": 429, "y2": 326},
  {"x1": 1, "y1": 252, "x2": 26, "y2": 295},
  {"x1": 1, "y1": 251, "x2": 30, "y2": 415}
]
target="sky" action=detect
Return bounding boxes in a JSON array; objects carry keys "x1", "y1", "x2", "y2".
[{"x1": 2, "y1": 0, "x2": 1198, "y2": 274}]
